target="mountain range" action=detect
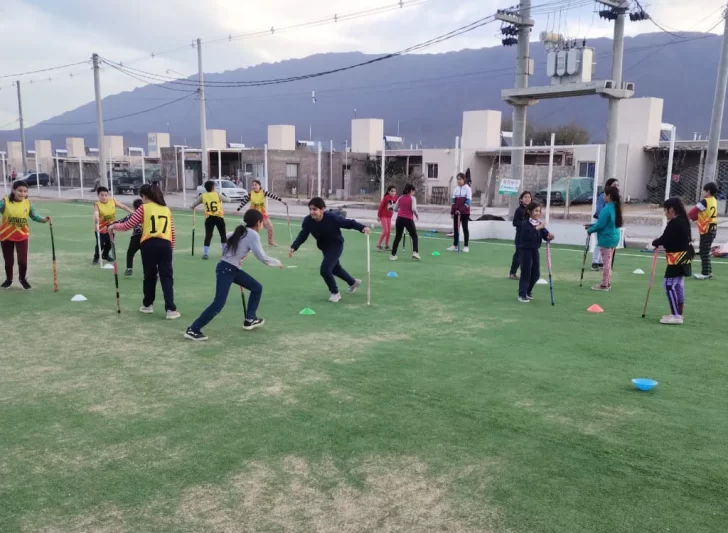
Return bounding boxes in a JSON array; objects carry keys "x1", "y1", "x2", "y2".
[{"x1": 0, "y1": 31, "x2": 723, "y2": 150}]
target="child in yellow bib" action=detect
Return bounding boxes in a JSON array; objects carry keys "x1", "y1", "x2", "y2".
[
  {"x1": 191, "y1": 181, "x2": 227, "y2": 259},
  {"x1": 92, "y1": 186, "x2": 132, "y2": 264},
  {"x1": 689, "y1": 182, "x2": 718, "y2": 279},
  {"x1": 237, "y1": 179, "x2": 287, "y2": 246}
]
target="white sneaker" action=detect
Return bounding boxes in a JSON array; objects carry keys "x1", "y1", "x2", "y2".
[
  {"x1": 660, "y1": 315, "x2": 683, "y2": 325},
  {"x1": 694, "y1": 273, "x2": 712, "y2": 280},
  {"x1": 446, "y1": 246, "x2": 458, "y2": 252},
  {"x1": 328, "y1": 292, "x2": 341, "y2": 303},
  {"x1": 348, "y1": 279, "x2": 362, "y2": 294},
  {"x1": 390, "y1": 255, "x2": 398, "y2": 261},
  {"x1": 463, "y1": 246, "x2": 470, "y2": 253},
  {"x1": 139, "y1": 305, "x2": 154, "y2": 314},
  {"x1": 518, "y1": 297, "x2": 530, "y2": 303},
  {"x1": 166, "y1": 310, "x2": 181, "y2": 320},
  {"x1": 412, "y1": 252, "x2": 421, "y2": 260}
]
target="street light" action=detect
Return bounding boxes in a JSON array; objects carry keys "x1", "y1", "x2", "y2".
[{"x1": 127, "y1": 146, "x2": 146, "y2": 184}]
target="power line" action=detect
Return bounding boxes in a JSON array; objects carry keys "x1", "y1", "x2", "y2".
[
  {"x1": 0, "y1": 60, "x2": 90, "y2": 80},
  {"x1": 0, "y1": 118, "x2": 19, "y2": 130}
]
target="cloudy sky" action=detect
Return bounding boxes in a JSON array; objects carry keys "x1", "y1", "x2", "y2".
[{"x1": 0, "y1": 0, "x2": 724, "y2": 128}]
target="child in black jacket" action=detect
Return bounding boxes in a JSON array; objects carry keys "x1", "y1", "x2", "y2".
[
  {"x1": 517, "y1": 202, "x2": 554, "y2": 302},
  {"x1": 509, "y1": 190, "x2": 532, "y2": 279},
  {"x1": 652, "y1": 197, "x2": 694, "y2": 325}
]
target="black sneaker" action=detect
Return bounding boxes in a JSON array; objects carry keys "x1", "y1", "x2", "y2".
[
  {"x1": 1, "y1": 279, "x2": 11, "y2": 289},
  {"x1": 19, "y1": 280, "x2": 31, "y2": 290},
  {"x1": 124, "y1": 268, "x2": 133, "y2": 276},
  {"x1": 243, "y1": 317, "x2": 265, "y2": 331},
  {"x1": 101, "y1": 255, "x2": 111, "y2": 262},
  {"x1": 184, "y1": 328, "x2": 208, "y2": 341},
  {"x1": 92, "y1": 258, "x2": 99, "y2": 265}
]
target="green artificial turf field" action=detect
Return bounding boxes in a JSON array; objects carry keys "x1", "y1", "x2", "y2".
[{"x1": 1, "y1": 200, "x2": 726, "y2": 533}]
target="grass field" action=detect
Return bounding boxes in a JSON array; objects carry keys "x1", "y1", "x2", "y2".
[{"x1": 1, "y1": 200, "x2": 727, "y2": 533}]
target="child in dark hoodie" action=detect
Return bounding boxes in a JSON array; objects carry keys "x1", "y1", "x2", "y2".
[
  {"x1": 517, "y1": 202, "x2": 555, "y2": 303},
  {"x1": 509, "y1": 190, "x2": 532, "y2": 280}
]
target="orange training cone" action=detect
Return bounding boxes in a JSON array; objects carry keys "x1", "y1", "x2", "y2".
[{"x1": 587, "y1": 304, "x2": 604, "y2": 313}]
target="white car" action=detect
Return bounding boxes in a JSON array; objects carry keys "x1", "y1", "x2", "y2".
[{"x1": 196, "y1": 179, "x2": 247, "y2": 203}]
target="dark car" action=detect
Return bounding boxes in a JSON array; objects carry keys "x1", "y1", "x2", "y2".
[
  {"x1": 91, "y1": 170, "x2": 143, "y2": 195},
  {"x1": 534, "y1": 177, "x2": 603, "y2": 206},
  {"x1": 15, "y1": 173, "x2": 51, "y2": 187}
]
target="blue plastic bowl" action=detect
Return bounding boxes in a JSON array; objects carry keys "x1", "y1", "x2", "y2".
[{"x1": 632, "y1": 378, "x2": 658, "y2": 391}]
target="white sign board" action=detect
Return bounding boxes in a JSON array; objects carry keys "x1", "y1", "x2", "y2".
[{"x1": 498, "y1": 179, "x2": 521, "y2": 196}]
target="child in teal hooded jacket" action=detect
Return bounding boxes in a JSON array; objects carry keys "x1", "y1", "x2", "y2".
[{"x1": 586, "y1": 187, "x2": 623, "y2": 291}]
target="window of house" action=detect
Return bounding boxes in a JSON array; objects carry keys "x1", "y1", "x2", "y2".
[
  {"x1": 426, "y1": 163, "x2": 439, "y2": 179},
  {"x1": 578, "y1": 161, "x2": 596, "y2": 178},
  {"x1": 286, "y1": 163, "x2": 299, "y2": 179},
  {"x1": 244, "y1": 163, "x2": 253, "y2": 174}
]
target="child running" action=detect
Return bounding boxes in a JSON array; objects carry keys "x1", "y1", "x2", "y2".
[
  {"x1": 185, "y1": 209, "x2": 283, "y2": 341},
  {"x1": 509, "y1": 190, "x2": 531, "y2": 280},
  {"x1": 289, "y1": 197, "x2": 371, "y2": 302},
  {"x1": 93, "y1": 186, "x2": 132, "y2": 264},
  {"x1": 376, "y1": 185, "x2": 397, "y2": 251},
  {"x1": 390, "y1": 183, "x2": 421, "y2": 261},
  {"x1": 591, "y1": 178, "x2": 619, "y2": 271},
  {"x1": 447, "y1": 172, "x2": 472, "y2": 253},
  {"x1": 517, "y1": 202, "x2": 554, "y2": 303},
  {"x1": 0, "y1": 181, "x2": 51, "y2": 290},
  {"x1": 191, "y1": 180, "x2": 227, "y2": 260},
  {"x1": 237, "y1": 179, "x2": 287, "y2": 246},
  {"x1": 652, "y1": 197, "x2": 694, "y2": 325},
  {"x1": 689, "y1": 181, "x2": 718, "y2": 280},
  {"x1": 108, "y1": 183, "x2": 180, "y2": 319},
  {"x1": 112, "y1": 199, "x2": 143, "y2": 276},
  {"x1": 586, "y1": 187, "x2": 623, "y2": 291}
]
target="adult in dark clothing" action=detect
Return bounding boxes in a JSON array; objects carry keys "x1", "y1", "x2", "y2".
[
  {"x1": 509, "y1": 191, "x2": 532, "y2": 279},
  {"x1": 517, "y1": 202, "x2": 554, "y2": 302},
  {"x1": 290, "y1": 197, "x2": 371, "y2": 303}
]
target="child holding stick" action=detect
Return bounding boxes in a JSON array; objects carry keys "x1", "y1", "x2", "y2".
[
  {"x1": 591, "y1": 178, "x2": 619, "y2": 271},
  {"x1": 0, "y1": 181, "x2": 51, "y2": 290},
  {"x1": 390, "y1": 183, "x2": 421, "y2": 261},
  {"x1": 586, "y1": 187, "x2": 623, "y2": 291},
  {"x1": 93, "y1": 186, "x2": 132, "y2": 264},
  {"x1": 517, "y1": 202, "x2": 554, "y2": 303},
  {"x1": 447, "y1": 172, "x2": 472, "y2": 253},
  {"x1": 113, "y1": 199, "x2": 143, "y2": 276},
  {"x1": 652, "y1": 197, "x2": 694, "y2": 325},
  {"x1": 185, "y1": 209, "x2": 283, "y2": 341},
  {"x1": 376, "y1": 185, "x2": 397, "y2": 251},
  {"x1": 191, "y1": 180, "x2": 227, "y2": 260},
  {"x1": 237, "y1": 179, "x2": 287, "y2": 247},
  {"x1": 689, "y1": 181, "x2": 718, "y2": 280},
  {"x1": 509, "y1": 190, "x2": 531, "y2": 280}
]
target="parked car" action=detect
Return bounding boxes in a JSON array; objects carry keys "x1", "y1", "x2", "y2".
[
  {"x1": 91, "y1": 170, "x2": 143, "y2": 195},
  {"x1": 15, "y1": 173, "x2": 51, "y2": 187},
  {"x1": 534, "y1": 177, "x2": 603, "y2": 206},
  {"x1": 195, "y1": 179, "x2": 247, "y2": 202}
]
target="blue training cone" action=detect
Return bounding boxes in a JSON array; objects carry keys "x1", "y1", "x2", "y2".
[{"x1": 387, "y1": 272, "x2": 398, "y2": 278}]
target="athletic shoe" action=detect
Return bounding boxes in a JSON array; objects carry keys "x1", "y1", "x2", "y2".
[
  {"x1": 124, "y1": 268, "x2": 133, "y2": 276},
  {"x1": 526, "y1": 293, "x2": 534, "y2": 300},
  {"x1": 269, "y1": 242, "x2": 278, "y2": 247},
  {"x1": 660, "y1": 315, "x2": 684, "y2": 325},
  {"x1": 518, "y1": 297, "x2": 530, "y2": 303},
  {"x1": 166, "y1": 310, "x2": 181, "y2": 320},
  {"x1": 101, "y1": 254, "x2": 111, "y2": 262},
  {"x1": 328, "y1": 292, "x2": 342, "y2": 303},
  {"x1": 597, "y1": 263, "x2": 604, "y2": 270},
  {"x1": 19, "y1": 280, "x2": 31, "y2": 290},
  {"x1": 591, "y1": 284, "x2": 610, "y2": 291},
  {"x1": 509, "y1": 274, "x2": 519, "y2": 280},
  {"x1": 376, "y1": 245, "x2": 384, "y2": 251},
  {"x1": 390, "y1": 255, "x2": 398, "y2": 261},
  {"x1": 348, "y1": 279, "x2": 362, "y2": 294},
  {"x1": 463, "y1": 246, "x2": 470, "y2": 253},
  {"x1": 591, "y1": 263, "x2": 600, "y2": 271},
  {"x1": 384, "y1": 246, "x2": 391, "y2": 251},
  {"x1": 139, "y1": 305, "x2": 154, "y2": 314},
  {"x1": 243, "y1": 317, "x2": 265, "y2": 330},
  {"x1": 92, "y1": 258, "x2": 99, "y2": 265},
  {"x1": 412, "y1": 252, "x2": 421, "y2": 260},
  {"x1": 202, "y1": 254, "x2": 209, "y2": 260},
  {"x1": 1, "y1": 279, "x2": 11, "y2": 289},
  {"x1": 694, "y1": 273, "x2": 713, "y2": 280},
  {"x1": 446, "y1": 246, "x2": 458, "y2": 252},
  {"x1": 184, "y1": 328, "x2": 208, "y2": 341}
]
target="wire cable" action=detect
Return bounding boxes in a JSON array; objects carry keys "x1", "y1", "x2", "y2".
[{"x1": 0, "y1": 60, "x2": 90, "y2": 80}]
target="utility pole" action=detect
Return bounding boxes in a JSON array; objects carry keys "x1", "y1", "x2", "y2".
[
  {"x1": 500, "y1": 1, "x2": 534, "y2": 218},
  {"x1": 197, "y1": 38, "x2": 208, "y2": 181},
  {"x1": 92, "y1": 54, "x2": 107, "y2": 187},
  {"x1": 603, "y1": 2, "x2": 629, "y2": 182},
  {"x1": 15, "y1": 81, "x2": 28, "y2": 174},
  {"x1": 703, "y1": 8, "x2": 728, "y2": 184}
]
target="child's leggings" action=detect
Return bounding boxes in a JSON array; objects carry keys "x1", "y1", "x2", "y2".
[
  {"x1": 664, "y1": 276, "x2": 685, "y2": 316},
  {"x1": 600, "y1": 247, "x2": 615, "y2": 286},
  {"x1": 377, "y1": 217, "x2": 392, "y2": 247}
]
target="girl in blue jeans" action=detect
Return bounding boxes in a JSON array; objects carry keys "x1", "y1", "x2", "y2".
[{"x1": 185, "y1": 209, "x2": 283, "y2": 341}]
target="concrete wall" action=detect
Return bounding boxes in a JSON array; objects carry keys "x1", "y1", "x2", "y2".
[
  {"x1": 104, "y1": 135, "x2": 124, "y2": 158},
  {"x1": 352, "y1": 119, "x2": 384, "y2": 154},
  {"x1": 207, "y1": 129, "x2": 227, "y2": 150},
  {"x1": 66, "y1": 137, "x2": 85, "y2": 158},
  {"x1": 34, "y1": 140, "x2": 52, "y2": 174},
  {"x1": 6, "y1": 141, "x2": 22, "y2": 173},
  {"x1": 268, "y1": 125, "x2": 295, "y2": 151},
  {"x1": 147, "y1": 133, "x2": 170, "y2": 158},
  {"x1": 461, "y1": 110, "x2": 502, "y2": 151}
]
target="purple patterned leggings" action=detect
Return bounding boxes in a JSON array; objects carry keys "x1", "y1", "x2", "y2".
[{"x1": 664, "y1": 277, "x2": 685, "y2": 316}]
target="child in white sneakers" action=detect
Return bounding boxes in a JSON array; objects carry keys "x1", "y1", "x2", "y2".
[
  {"x1": 447, "y1": 172, "x2": 471, "y2": 253},
  {"x1": 391, "y1": 183, "x2": 421, "y2": 261}
]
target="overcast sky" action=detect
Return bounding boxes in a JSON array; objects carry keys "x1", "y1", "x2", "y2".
[{"x1": 0, "y1": 0, "x2": 724, "y2": 128}]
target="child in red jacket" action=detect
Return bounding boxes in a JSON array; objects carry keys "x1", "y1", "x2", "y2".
[{"x1": 376, "y1": 185, "x2": 397, "y2": 251}]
